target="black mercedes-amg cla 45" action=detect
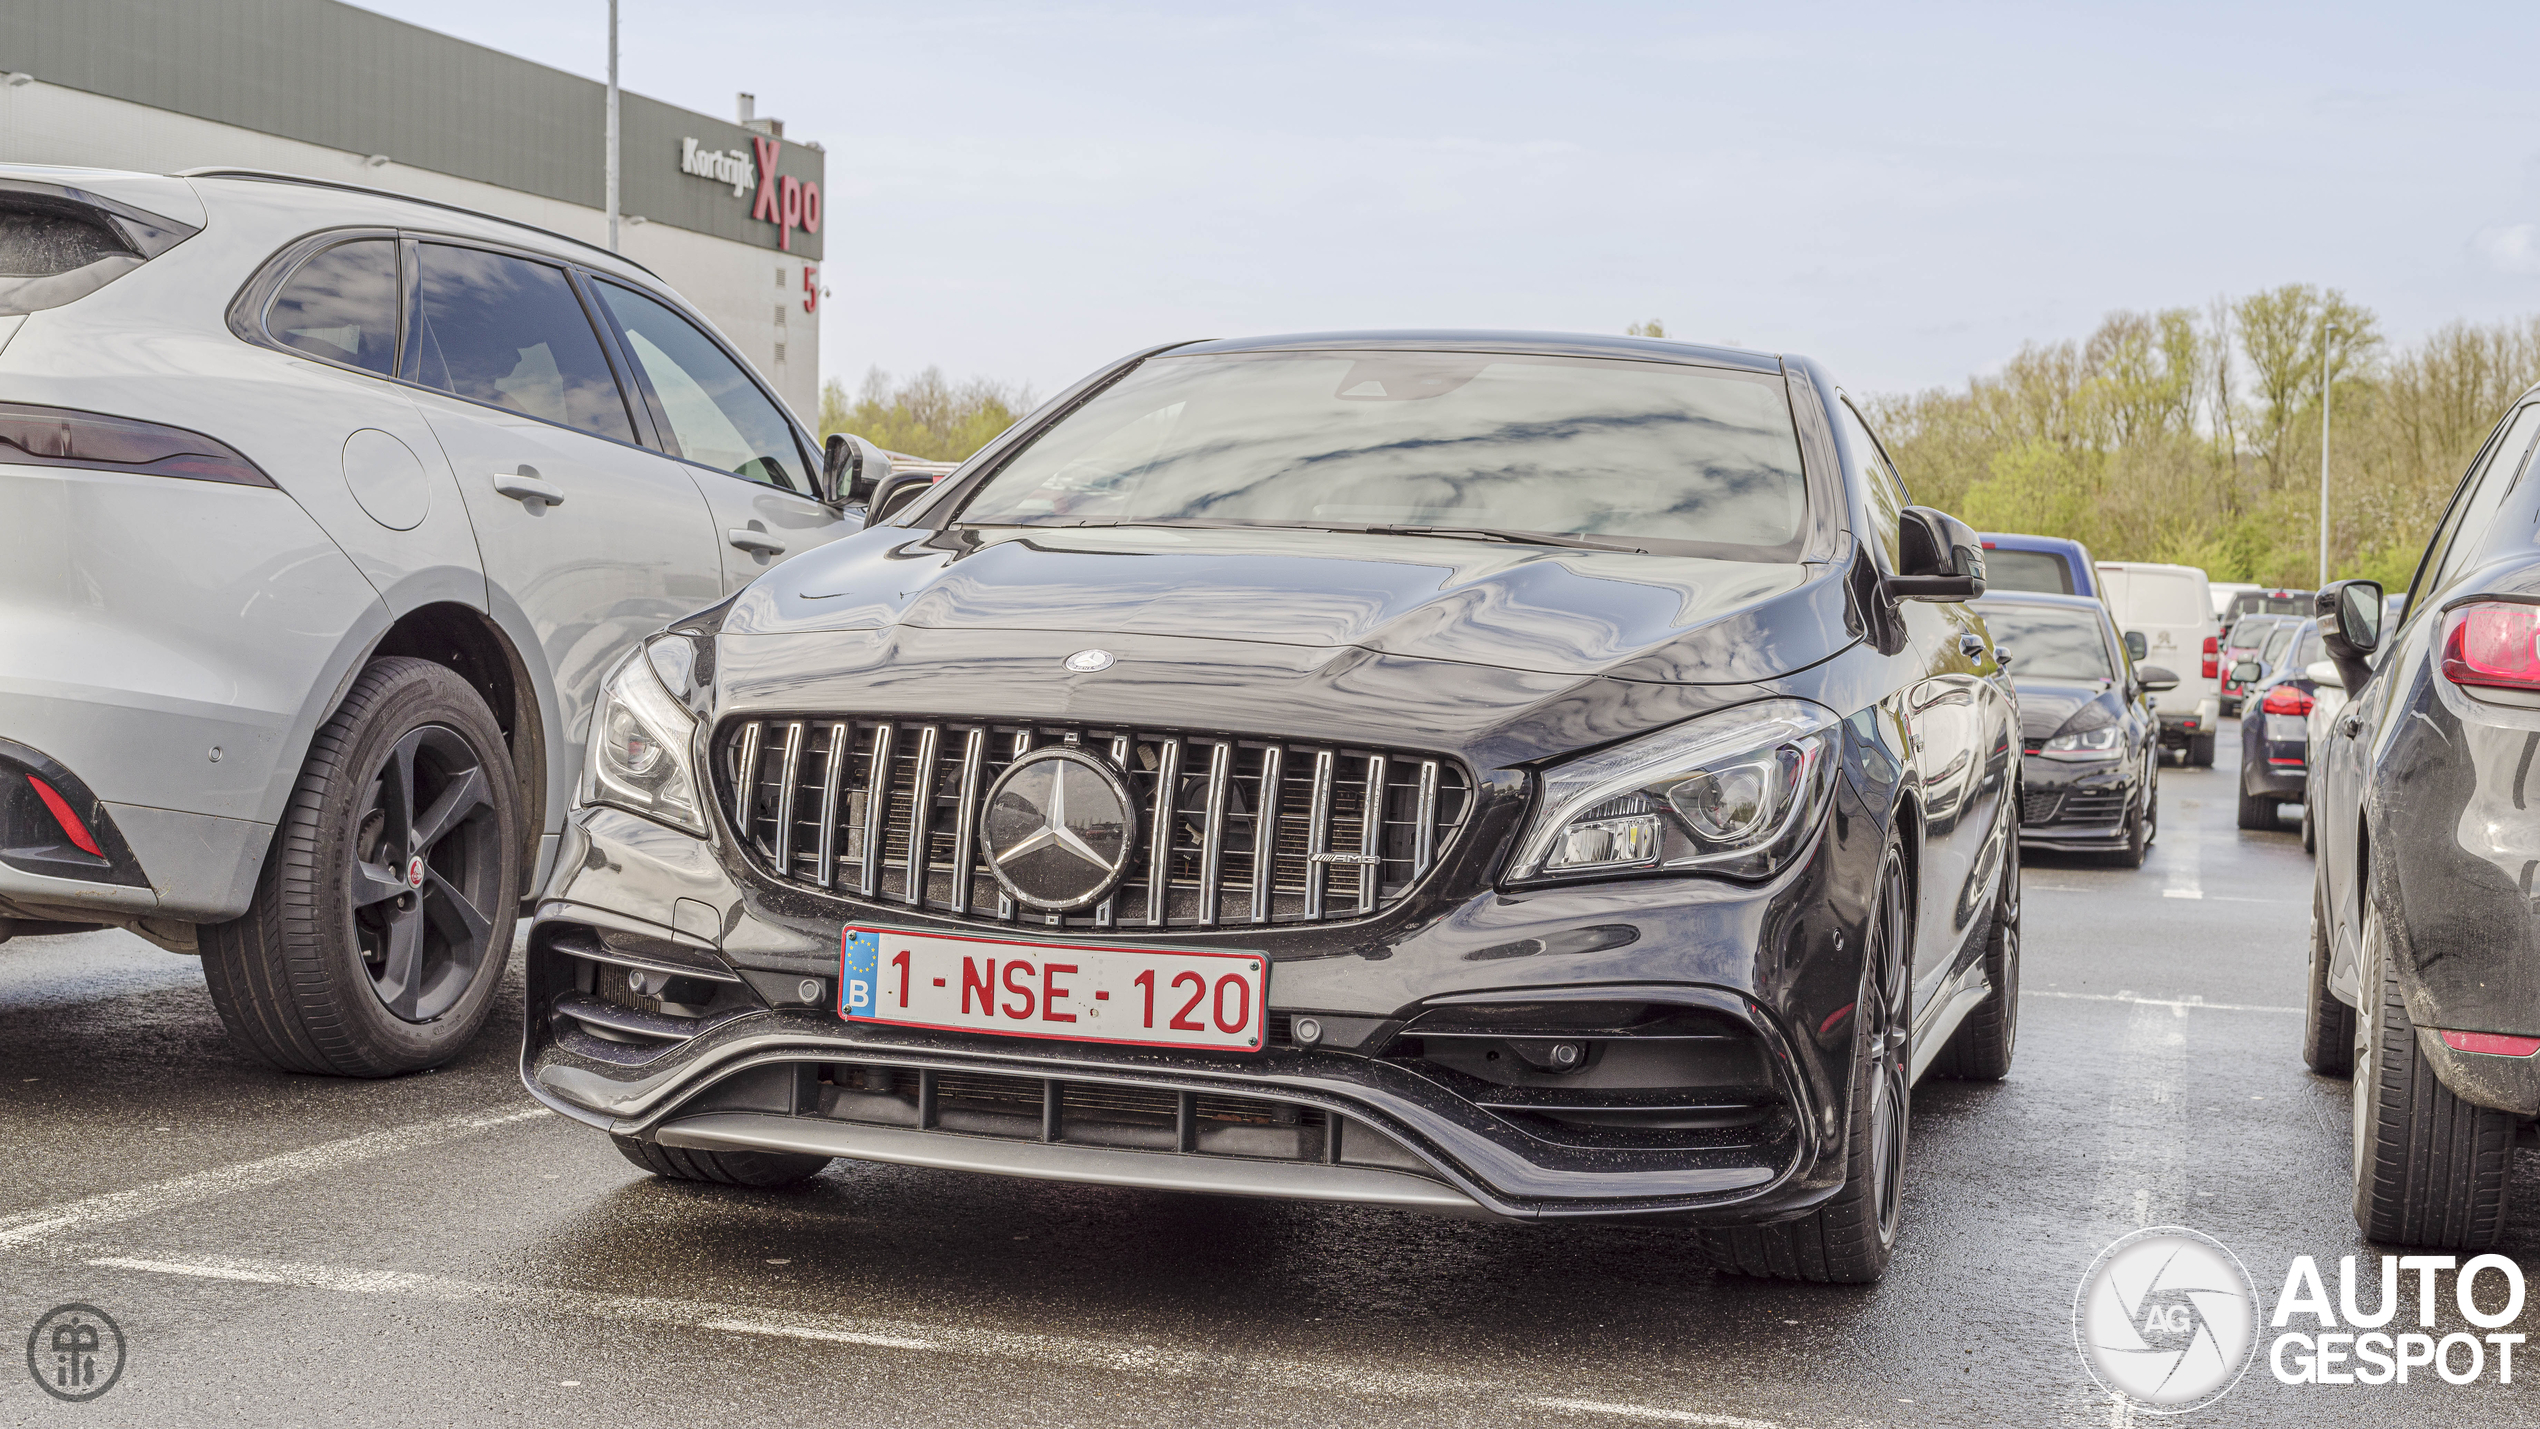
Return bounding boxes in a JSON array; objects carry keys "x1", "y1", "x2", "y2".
[{"x1": 524, "y1": 331, "x2": 2019, "y2": 1284}]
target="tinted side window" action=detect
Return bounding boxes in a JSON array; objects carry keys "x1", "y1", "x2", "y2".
[
  {"x1": 1982, "y1": 547, "x2": 2073, "y2": 594},
  {"x1": 407, "y1": 244, "x2": 633, "y2": 441},
  {"x1": 593, "y1": 281, "x2": 807, "y2": 491},
  {"x1": 2421, "y1": 403, "x2": 2540, "y2": 603},
  {"x1": 1836, "y1": 397, "x2": 1907, "y2": 570},
  {"x1": 267, "y1": 239, "x2": 399, "y2": 376}
]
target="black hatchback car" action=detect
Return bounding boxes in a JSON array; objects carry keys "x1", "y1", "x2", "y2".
[
  {"x1": 1977, "y1": 592, "x2": 2168, "y2": 866},
  {"x1": 2233, "y1": 618, "x2": 2323, "y2": 832},
  {"x1": 2305, "y1": 386, "x2": 2540, "y2": 1248},
  {"x1": 526, "y1": 332, "x2": 2020, "y2": 1285}
]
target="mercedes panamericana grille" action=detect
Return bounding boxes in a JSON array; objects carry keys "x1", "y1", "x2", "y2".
[{"x1": 528, "y1": 333, "x2": 2021, "y2": 1283}]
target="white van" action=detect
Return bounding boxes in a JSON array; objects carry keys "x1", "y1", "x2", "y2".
[{"x1": 2096, "y1": 561, "x2": 2222, "y2": 765}]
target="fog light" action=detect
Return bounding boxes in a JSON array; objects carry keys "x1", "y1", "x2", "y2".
[{"x1": 1293, "y1": 1016, "x2": 1324, "y2": 1046}]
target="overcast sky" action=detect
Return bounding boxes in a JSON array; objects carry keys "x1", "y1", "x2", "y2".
[{"x1": 362, "y1": 1, "x2": 2540, "y2": 402}]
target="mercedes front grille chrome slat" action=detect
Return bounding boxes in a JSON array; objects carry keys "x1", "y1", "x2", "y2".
[{"x1": 720, "y1": 717, "x2": 1472, "y2": 932}]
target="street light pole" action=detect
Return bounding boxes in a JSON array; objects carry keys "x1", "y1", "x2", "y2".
[
  {"x1": 2318, "y1": 324, "x2": 2335, "y2": 588},
  {"x1": 605, "y1": 0, "x2": 620, "y2": 252}
]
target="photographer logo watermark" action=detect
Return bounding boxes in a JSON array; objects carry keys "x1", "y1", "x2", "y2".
[
  {"x1": 2073, "y1": 1227, "x2": 2259, "y2": 1413},
  {"x1": 26, "y1": 1304, "x2": 125, "y2": 1403}
]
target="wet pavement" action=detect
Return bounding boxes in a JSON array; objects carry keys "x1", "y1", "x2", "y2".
[{"x1": 5, "y1": 721, "x2": 2535, "y2": 1427}]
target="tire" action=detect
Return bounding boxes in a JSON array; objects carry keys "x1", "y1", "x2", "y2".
[
  {"x1": 2104, "y1": 798, "x2": 2151, "y2": 869},
  {"x1": 201, "y1": 658, "x2": 520, "y2": 1077},
  {"x1": 613, "y1": 1134, "x2": 832, "y2": 1187},
  {"x1": 1934, "y1": 821, "x2": 2020, "y2": 1080},
  {"x1": 2302, "y1": 869, "x2": 2354, "y2": 1076},
  {"x1": 2237, "y1": 781, "x2": 2279, "y2": 830},
  {"x1": 2350, "y1": 900, "x2": 2514, "y2": 1248},
  {"x1": 2187, "y1": 732, "x2": 2216, "y2": 768},
  {"x1": 2301, "y1": 794, "x2": 2317, "y2": 855},
  {"x1": 1697, "y1": 847, "x2": 1910, "y2": 1283}
]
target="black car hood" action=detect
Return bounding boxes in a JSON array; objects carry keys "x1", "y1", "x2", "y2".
[
  {"x1": 2010, "y1": 678, "x2": 2120, "y2": 741},
  {"x1": 726, "y1": 525, "x2": 1855, "y2": 685},
  {"x1": 705, "y1": 525, "x2": 1868, "y2": 769}
]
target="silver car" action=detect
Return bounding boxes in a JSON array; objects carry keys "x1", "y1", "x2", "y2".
[{"x1": 0, "y1": 163, "x2": 887, "y2": 1074}]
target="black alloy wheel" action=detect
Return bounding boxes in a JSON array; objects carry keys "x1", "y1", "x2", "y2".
[
  {"x1": 202, "y1": 658, "x2": 522, "y2": 1076},
  {"x1": 350, "y1": 725, "x2": 502, "y2": 1022},
  {"x1": 1935, "y1": 803, "x2": 2020, "y2": 1080},
  {"x1": 1698, "y1": 846, "x2": 1911, "y2": 1283}
]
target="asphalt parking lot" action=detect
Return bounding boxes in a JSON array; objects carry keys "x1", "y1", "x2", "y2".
[{"x1": 4, "y1": 722, "x2": 2534, "y2": 1428}]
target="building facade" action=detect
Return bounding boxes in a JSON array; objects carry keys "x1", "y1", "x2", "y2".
[{"x1": 0, "y1": 0, "x2": 826, "y2": 419}]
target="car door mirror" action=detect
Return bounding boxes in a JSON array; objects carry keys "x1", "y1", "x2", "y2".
[
  {"x1": 1890, "y1": 506, "x2": 1986, "y2": 600},
  {"x1": 822, "y1": 433, "x2": 893, "y2": 506},
  {"x1": 2230, "y1": 660, "x2": 2263, "y2": 683},
  {"x1": 868, "y1": 469, "x2": 936, "y2": 524},
  {"x1": 2136, "y1": 664, "x2": 2178, "y2": 692},
  {"x1": 2306, "y1": 659, "x2": 2343, "y2": 690},
  {"x1": 2124, "y1": 631, "x2": 2149, "y2": 662},
  {"x1": 2317, "y1": 578, "x2": 2383, "y2": 693},
  {"x1": 1994, "y1": 648, "x2": 2016, "y2": 670}
]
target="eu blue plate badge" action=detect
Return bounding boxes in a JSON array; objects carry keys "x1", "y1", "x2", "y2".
[{"x1": 841, "y1": 928, "x2": 879, "y2": 1017}]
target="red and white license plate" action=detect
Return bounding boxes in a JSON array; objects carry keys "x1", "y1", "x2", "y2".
[{"x1": 839, "y1": 926, "x2": 1268, "y2": 1053}]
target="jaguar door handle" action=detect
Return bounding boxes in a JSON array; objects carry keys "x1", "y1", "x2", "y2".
[
  {"x1": 727, "y1": 529, "x2": 787, "y2": 556},
  {"x1": 492, "y1": 469, "x2": 565, "y2": 509}
]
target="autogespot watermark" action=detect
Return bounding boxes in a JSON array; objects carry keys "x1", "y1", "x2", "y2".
[
  {"x1": 2073, "y1": 1227, "x2": 2529, "y2": 1413},
  {"x1": 25, "y1": 1303, "x2": 125, "y2": 1403}
]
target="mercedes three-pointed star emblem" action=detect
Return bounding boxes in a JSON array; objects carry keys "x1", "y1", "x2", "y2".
[{"x1": 979, "y1": 748, "x2": 1135, "y2": 911}]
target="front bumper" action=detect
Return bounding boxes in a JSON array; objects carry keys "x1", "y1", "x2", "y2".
[
  {"x1": 526, "y1": 800, "x2": 1877, "y2": 1224},
  {"x1": 2016, "y1": 753, "x2": 2134, "y2": 850}
]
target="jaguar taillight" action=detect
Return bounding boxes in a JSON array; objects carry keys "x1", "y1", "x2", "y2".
[
  {"x1": 2259, "y1": 684, "x2": 2313, "y2": 717},
  {"x1": 2439, "y1": 604, "x2": 2540, "y2": 692},
  {"x1": 0, "y1": 402, "x2": 271, "y2": 487}
]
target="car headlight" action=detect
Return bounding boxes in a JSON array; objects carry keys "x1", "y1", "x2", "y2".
[
  {"x1": 1508, "y1": 698, "x2": 1839, "y2": 883},
  {"x1": 2039, "y1": 724, "x2": 2122, "y2": 760},
  {"x1": 585, "y1": 645, "x2": 706, "y2": 835}
]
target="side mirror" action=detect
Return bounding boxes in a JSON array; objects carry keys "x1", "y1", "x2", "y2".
[
  {"x1": 1995, "y1": 649, "x2": 2016, "y2": 670},
  {"x1": 2317, "y1": 578, "x2": 2383, "y2": 694},
  {"x1": 2124, "y1": 631, "x2": 2149, "y2": 662},
  {"x1": 2137, "y1": 664, "x2": 2179, "y2": 692},
  {"x1": 1890, "y1": 507, "x2": 1986, "y2": 600},
  {"x1": 822, "y1": 433, "x2": 893, "y2": 507},
  {"x1": 868, "y1": 469, "x2": 937, "y2": 524},
  {"x1": 2306, "y1": 659, "x2": 2343, "y2": 690},
  {"x1": 2230, "y1": 660, "x2": 2263, "y2": 683}
]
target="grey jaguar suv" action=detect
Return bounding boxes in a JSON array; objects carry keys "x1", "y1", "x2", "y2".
[
  {"x1": 524, "y1": 331, "x2": 2020, "y2": 1284},
  {"x1": 0, "y1": 164, "x2": 885, "y2": 1075}
]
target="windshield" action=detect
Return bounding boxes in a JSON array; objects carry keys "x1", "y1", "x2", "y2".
[
  {"x1": 957, "y1": 351, "x2": 1811, "y2": 559},
  {"x1": 1982, "y1": 602, "x2": 2115, "y2": 682}
]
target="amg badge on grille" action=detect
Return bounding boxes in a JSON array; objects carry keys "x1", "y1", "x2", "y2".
[{"x1": 980, "y1": 747, "x2": 1135, "y2": 910}]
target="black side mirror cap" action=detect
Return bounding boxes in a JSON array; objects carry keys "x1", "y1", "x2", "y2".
[
  {"x1": 2317, "y1": 578, "x2": 2383, "y2": 694},
  {"x1": 1889, "y1": 506, "x2": 1987, "y2": 600},
  {"x1": 868, "y1": 469, "x2": 937, "y2": 524},
  {"x1": 2137, "y1": 664, "x2": 2179, "y2": 692}
]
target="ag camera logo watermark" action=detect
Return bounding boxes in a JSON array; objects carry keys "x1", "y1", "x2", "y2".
[{"x1": 2073, "y1": 1227, "x2": 2260, "y2": 1412}]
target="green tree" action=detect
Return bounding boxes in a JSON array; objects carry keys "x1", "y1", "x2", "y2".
[
  {"x1": 1625, "y1": 319, "x2": 1666, "y2": 338},
  {"x1": 819, "y1": 366, "x2": 1034, "y2": 462}
]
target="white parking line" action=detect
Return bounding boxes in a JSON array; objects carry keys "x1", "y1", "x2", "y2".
[
  {"x1": 2162, "y1": 812, "x2": 2203, "y2": 901},
  {"x1": 0, "y1": 1106, "x2": 546, "y2": 1249},
  {"x1": 83, "y1": 1249, "x2": 1810, "y2": 1423},
  {"x1": 2025, "y1": 990, "x2": 2299, "y2": 1015},
  {"x1": 1531, "y1": 1397, "x2": 1786, "y2": 1427}
]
